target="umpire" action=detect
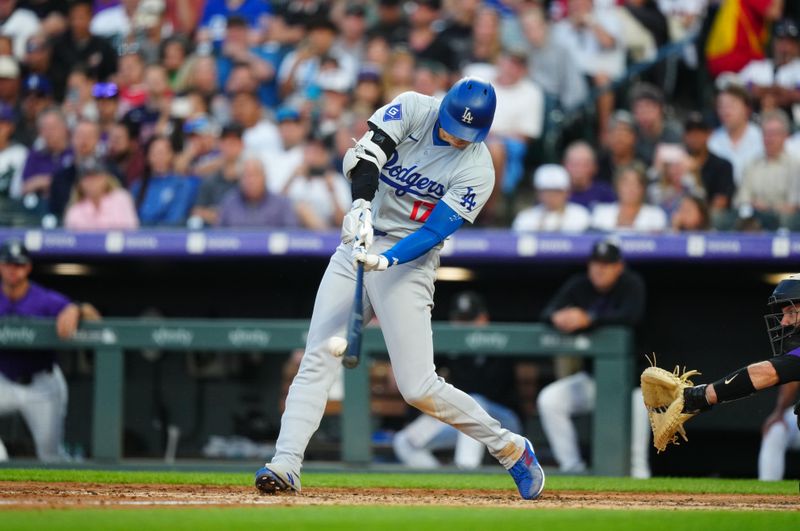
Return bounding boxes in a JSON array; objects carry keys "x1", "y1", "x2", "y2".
[
  {"x1": 0, "y1": 239, "x2": 89, "y2": 461},
  {"x1": 536, "y1": 239, "x2": 649, "y2": 477}
]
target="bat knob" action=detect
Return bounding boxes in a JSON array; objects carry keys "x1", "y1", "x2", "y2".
[{"x1": 342, "y1": 355, "x2": 360, "y2": 369}]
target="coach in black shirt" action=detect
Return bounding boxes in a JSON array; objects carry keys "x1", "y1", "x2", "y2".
[{"x1": 537, "y1": 239, "x2": 651, "y2": 478}]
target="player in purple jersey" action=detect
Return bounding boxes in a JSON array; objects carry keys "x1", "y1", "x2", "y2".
[
  {"x1": 0, "y1": 239, "x2": 96, "y2": 461},
  {"x1": 681, "y1": 274, "x2": 800, "y2": 431}
]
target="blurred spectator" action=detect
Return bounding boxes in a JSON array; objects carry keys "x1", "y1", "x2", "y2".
[
  {"x1": 460, "y1": 6, "x2": 502, "y2": 80},
  {"x1": 20, "y1": 33, "x2": 53, "y2": 82},
  {"x1": 62, "y1": 67, "x2": 99, "y2": 127},
  {"x1": 118, "y1": 0, "x2": 169, "y2": 64},
  {"x1": 94, "y1": 82, "x2": 121, "y2": 143},
  {"x1": 382, "y1": 46, "x2": 416, "y2": 103},
  {"x1": 352, "y1": 67, "x2": 383, "y2": 114},
  {"x1": 263, "y1": 106, "x2": 306, "y2": 195},
  {"x1": 278, "y1": 16, "x2": 340, "y2": 102},
  {"x1": 551, "y1": 0, "x2": 625, "y2": 139},
  {"x1": 407, "y1": 0, "x2": 457, "y2": 73},
  {"x1": 671, "y1": 193, "x2": 711, "y2": 231},
  {"x1": 488, "y1": 50, "x2": 545, "y2": 199},
  {"x1": 371, "y1": 0, "x2": 410, "y2": 46},
  {"x1": 734, "y1": 18, "x2": 800, "y2": 115},
  {"x1": 630, "y1": 82, "x2": 682, "y2": 166},
  {"x1": 49, "y1": 119, "x2": 102, "y2": 221},
  {"x1": 316, "y1": 68, "x2": 353, "y2": 146},
  {"x1": 124, "y1": 64, "x2": 173, "y2": 144},
  {"x1": 0, "y1": 103, "x2": 27, "y2": 202},
  {"x1": 520, "y1": 6, "x2": 588, "y2": 112},
  {"x1": 198, "y1": 0, "x2": 271, "y2": 45},
  {"x1": 90, "y1": 0, "x2": 139, "y2": 42},
  {"x1": 115, "y1": 50, "x2": 146, "y2": 115},
  {"x1": 63, "y1": 157, "x2": 139, "y2": 230},
  {"x1": 736, "y1": 109, "x2": 800, "y2": 229},
  {"x1": 393, "y1": 291, "x2": 523, "y2": 470},
  {"x1": 131, "y1": 136, "x2": 199, "y2": 226},
  {"x1": 564, "y1": 141, "x2": 616, "y2": 210},
  {"x1": 230, "y1": 90, "x2": 281, "y2": 158},
  {"x1": 708, "y1": 84, "x2": 764, "y2": 184},
  {"x1": 682, "y1": 111, "x2": 735, "y2": 215},
  {"x1": 617, "y1": 0, "x2": 668, "y2": 64},
  {"x1": 160, "y1": 35, "x2": 191, "y2": 91},
  {"x1": 50, "y1": 0, "x2": 117, "y2": 103},
  {"x1": 439, "y1": 0, "x2": 480, "y2": 67},
  {"x1": 363, "y1": 33, "x2": 391, "y2": 76},
  {"x1": 592, "y1": 163, "x2": 668, "y2": 231},
  {"x1": 705, "y1": 0, "x2": 783, "y2": 77},
  {"x1": 20, "y1": 108, "x2": 72, "y2": 201},
  {"x1": 191, "y1": 123, "x2": 244, "y2": 227},
  {"x1": 512, "y1": 164, "x2": 591, "y2": 232},
  {"x1": 175, "y1": 115, "x2": 220, "y2": 177},
  {"x1": 411, "y1": 59, "x2": 447, "y2": 98},
  {"x1": 0, "y1": 0, "x2": 41, "y2": 60},
  {"x1": 597, "y1": 110, "x2": 643, "y2": 184},
  {"x1": 216, "y1": 15, "x2": 279, "y2": 107},
  {"x1": 0, "y1": 56, "x2": 20, "y2": 108},
  {"x1": 217, "y1": 157, "x2": 298, "y2": 228},
  {"x1": 282, "y1": 133, "x2": 349, "y2": 230},
  {"x1": 0, "y1": 239, "x2": 91, "y2": 462},
  {"x1": 105, "y1": 121, "x2": 145, "y2": 187},
  {"x1": 648, "y1": 143, "x2": 705, "y2": 217},
  {"x1": 538, "y1": 238, "x2": 649, "y2": 477},
  {"x1": 331, "y1": 4, "x2": 368, "y2": 82},
  {"x1": 15, "y1": 73, "x2": 53, "y2": 146}
]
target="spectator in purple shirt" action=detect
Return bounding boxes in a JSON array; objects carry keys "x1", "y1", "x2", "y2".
[
  {"x1": 564, "y1": 141, "x2": 616, "y2": 210},
  {"x1": 217, "y1": 157, "x2": 298, "y2": 228},
  {"x1": 0, "y1": 239, "x2": 95, "y2": 462},
  {"x1": 20, "y1": 108, "x2": 73, "y2": 201}
]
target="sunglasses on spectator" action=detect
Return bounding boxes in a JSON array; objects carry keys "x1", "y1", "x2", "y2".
[{"x1": 92, "y1": 83, "x2": 119, "y2": 99}]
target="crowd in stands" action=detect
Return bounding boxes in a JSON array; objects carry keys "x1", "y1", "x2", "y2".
[{"x1": 0, "y1": 0, "x2": 798, "y2": 233}]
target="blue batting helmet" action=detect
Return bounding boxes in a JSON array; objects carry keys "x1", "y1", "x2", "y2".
[{"x1": 438, "y1": 77, "x2": 496, "y2": 143}]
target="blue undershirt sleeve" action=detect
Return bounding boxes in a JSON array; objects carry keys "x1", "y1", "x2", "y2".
[{"x1": 381, "y1": 201, "x2": 464, "y2": 266}]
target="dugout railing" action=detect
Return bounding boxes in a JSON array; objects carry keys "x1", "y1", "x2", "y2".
[{"x1": 0, "y1": 319, "x2": 632, "y2": 476}]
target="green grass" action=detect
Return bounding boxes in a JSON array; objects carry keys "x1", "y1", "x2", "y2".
[
  {"x1": 0, "y1": 468, "x2": 797, "y2": 495},
  {"x1": 1, "y1": 507, "x2": 799, "y2": 531}
]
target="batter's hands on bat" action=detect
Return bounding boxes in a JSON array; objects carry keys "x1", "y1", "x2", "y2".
[
  {"x1": 352, "y1": 245, "x2": 388, "y2": 272},
  {"x1": 341, "y1": 199, "x2": 374, "y2": 250}
]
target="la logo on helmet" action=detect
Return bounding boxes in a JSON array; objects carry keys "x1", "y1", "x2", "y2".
[{"x1": 461, "y1": 107, "x2": 474, "y2": 124}]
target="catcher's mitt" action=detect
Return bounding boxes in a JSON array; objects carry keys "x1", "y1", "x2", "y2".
[{"x1": 640, "y1": 355, "x2": 701, "y2": 452}]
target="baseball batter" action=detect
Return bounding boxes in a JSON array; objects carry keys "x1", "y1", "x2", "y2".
[{"x1": 255, "y1": 78, "x2": 545, "y2": 500}]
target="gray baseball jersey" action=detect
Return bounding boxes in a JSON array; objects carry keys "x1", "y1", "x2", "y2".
[{"x1": 367, "y1": 92, "x2": 495, "y2": 237}]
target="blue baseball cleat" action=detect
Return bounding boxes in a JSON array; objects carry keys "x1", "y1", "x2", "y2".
[
  {"x1": 508, "y1": 438, "x2": 545, "y2": 500},
  {"x1": 255, "y1": 463, "x2": 301, "y2": 494}
]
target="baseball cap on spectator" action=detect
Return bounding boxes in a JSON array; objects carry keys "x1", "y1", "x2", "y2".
[
  {"x1": 306, "y1": 16, "x2": 337, "y2": 32},
  {"x1": 78, "y1": 157, "x2": 111, "y2": 178},
  {"x1": 590, "y1": 239, "x2": 623, "y2": 263},
  {"x1": 357, "y1": 66, "x2": 382, "y2": 84},
  {"x1": 0, "y1": 56, "x2": 19, "y2": 79},
  {"x1": 0, "y1": 103, "x2": 15, "y2": 122},
  {"x1": 318, "y1": 69, "x2": 351, "y2": 93},
  {"x1": 684, "y1": 111, "x2": 713, "y2": 132},
  {"x1": 774, "y1": 19, "x2": 800, "y2": 40},
  {"x1": 345, "y1": 4, "x2": 367, "y2": 17},
  {"x1": 226, "y1": 14, "x2": 249, "y2": 29},
  {"x1": 23, "y1": 74, "x2": 52, "y2": 96},
  {"x1": 133, "y1": 0, "x2": 165, "y2": 29},
  {"x1": 630, "y1": 82, "x2": 664, "y2": 106},
  {"x1": 183, "y1": 115, "x2": 219, "y2": 136},
  {"x1": 609, "y1": 110, "x2": 635, "y2": 130},
  {"x1": 276, "y1": 106, "x2": 301, "y2": 123},
  {"x1": 0, "y1": 239, "x2": 31, "y2": 265},
  {"x1": 221, "y1": 123, "x2": 244, "y2": 138},
  {"x1": 449, "y1": 291, "x2": 487, "y2": 322},
  {"x1": 92, "y1": 82, "x2": 119, "y2": 99},
  {"x1": 534, "y1": 164, "x2": 570, "y2": 191}
]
